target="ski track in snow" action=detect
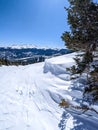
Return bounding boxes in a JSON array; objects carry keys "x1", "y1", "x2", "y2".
[{"x1": 0, "y1": 53, "x2": 98, "y2": 130}]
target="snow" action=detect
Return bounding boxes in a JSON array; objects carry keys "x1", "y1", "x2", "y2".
[
  {"x1": 0, "y1": 44, "x2": 38, "y2": 49},
  {"x1": 44, "y1": 53, "x2": 76, "y2": 75},
  {"x1": 0, "y1": 44, "x2": 62, "y2": 50},
  {"x1": 0, "y1": 52, "x2": 98, "y2": 130}
]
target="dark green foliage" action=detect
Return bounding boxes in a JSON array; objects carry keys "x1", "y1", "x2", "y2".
[
  {"x1": 0, "y1": 56, "x2": 45, "y2": 66},
  {"x1": 67, "y1": 51, "x2": 93, "y2": 75},
  {"x1": 0, "y1": 58, "x2": 10, "y2": 66},
  {"x1": 62, "y1": 0, "x2": 98, "y2": 103},
  {"x1": 83, "y1": 85, "x2": 98, "y2": 103},
  {"x1": 90, "y1": 65, "x2": 98, "y2": 83},
  {"x1": 74, "y1": 56, "x2": 86, "y2": 74},
  {"x1": 74, "y1": 51, "x2": 93, "y2": 74},
  {"x1": 61, "y1": 0, "x2": 98, "y2": 51},
  {"x1": 0, "y1": 58, "x2": 22, "y2": 66},
  {"x1": 82, "y1": 62, "x2": 98, "y2": 104},
  {"x1": 66, "y1": 65, "x2": 77, "y2": 75}
]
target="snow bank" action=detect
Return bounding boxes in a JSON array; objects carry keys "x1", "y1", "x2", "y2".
[
  {"x1": 44, "y1": 53, "x2": 76, "y2": 75},
  {"x1": 0, "y1": 52, "x2": 98, "y2": 130}
]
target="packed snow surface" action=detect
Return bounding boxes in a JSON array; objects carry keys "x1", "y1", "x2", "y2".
[{"x1": 0, "y1": 52, "x2": 98, "y2": 130}]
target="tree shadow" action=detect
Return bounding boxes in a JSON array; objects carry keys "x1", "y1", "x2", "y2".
[
  {"x1": 58, "y1": 109, "x2": 98, "y2": 130},
  {"x1": 58, "y1": 111, "x2": 72, "y2": 130}
]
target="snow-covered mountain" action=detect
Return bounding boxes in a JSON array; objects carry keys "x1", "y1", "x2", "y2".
[
  {"x1": 0, "y1": 44, "x2": 64, "y2": 50},
  {"x1": 0, "y1": 52, "x2": 98, "y2": 130},
  {"x1": 1, "y1": 44, "x2": 38, "y2": 49},
  {"x1": 0, "y1": 46, "x2": 72, "y2": 64},
  {"x1": 10, "y1": 44, "x2": 39, "y2": 49}
]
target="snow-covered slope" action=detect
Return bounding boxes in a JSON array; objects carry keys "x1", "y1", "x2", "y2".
[{"x1": 0, "y1": 52, "x2": 98, "y2": 130}]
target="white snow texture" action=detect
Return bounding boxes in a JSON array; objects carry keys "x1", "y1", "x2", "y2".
[{"x1": 0, "y1": 52, "x2": 98, "y2": 130}]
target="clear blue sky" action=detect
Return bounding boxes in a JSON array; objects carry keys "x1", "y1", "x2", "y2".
[{"x1": 0, "y1": 0, "x2": 69, "y2": 48}]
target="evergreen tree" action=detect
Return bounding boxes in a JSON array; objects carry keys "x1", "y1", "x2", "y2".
[
  {"x1": 62, "y1": 0, "x2": 98, "y2": 104},
  {"x1": 61, "y1": 0, "x2": 98, "y2": 51}
]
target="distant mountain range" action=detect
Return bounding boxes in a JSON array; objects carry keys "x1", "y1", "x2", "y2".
[{"x1": 0, "y1": 46, "x2": 72, "y2": 65}]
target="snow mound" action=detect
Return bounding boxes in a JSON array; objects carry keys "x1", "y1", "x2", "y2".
[
  {"x1": 44, "y1": 62, "x2": 67, "y2": 75},
  {"x1": 44, "y1": 53, "x2": 76, "y2": 75}
]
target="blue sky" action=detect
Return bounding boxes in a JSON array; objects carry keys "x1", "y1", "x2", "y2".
[{"x1": 0, "y1": 0, "x2": 69, "y2": 48}]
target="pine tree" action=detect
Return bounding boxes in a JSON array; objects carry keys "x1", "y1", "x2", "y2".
[
  {"x1": 61, "y1": 0, "x2": 98, "y2": 51},
  {"x1": 62, "y1": 0, "x2": 98, "y2": 104}
]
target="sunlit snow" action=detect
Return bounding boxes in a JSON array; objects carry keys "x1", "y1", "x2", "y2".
[{"x1": 0, "y1": 52, "x2": 98, "y2": 130}]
